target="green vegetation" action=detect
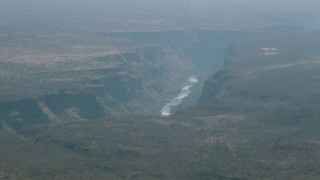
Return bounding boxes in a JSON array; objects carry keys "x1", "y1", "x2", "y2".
[
  {"x1": 1, "y1": 28, "x2": 320, "y2": 179},
  {"x1": 0, "y1": 1, "x2": 320, "y2": 177}
]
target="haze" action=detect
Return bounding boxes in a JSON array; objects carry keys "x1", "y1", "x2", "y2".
[{"x1": 1, "y1": 0, "x2": 320, "y2": 179}]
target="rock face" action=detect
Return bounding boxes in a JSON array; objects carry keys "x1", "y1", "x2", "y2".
[
  {"x1": 0, "y1": 29, "x2": 244, "y2": 129},
  {"x1": 0, "y1": 45, "x2": 192, "y2": 127}
]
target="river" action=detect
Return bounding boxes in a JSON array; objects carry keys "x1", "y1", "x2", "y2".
[{"x1": 161, "y1": 76, "x2": 199, "y2": 117}]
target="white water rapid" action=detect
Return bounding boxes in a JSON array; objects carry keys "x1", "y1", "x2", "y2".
[{"x1": 161, "y1": 76, "x2": 199, "y2": 117}]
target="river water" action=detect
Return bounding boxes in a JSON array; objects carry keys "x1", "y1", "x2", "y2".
[{"x1": 161, "y1": 76, "x2": 199, "y2": 117}]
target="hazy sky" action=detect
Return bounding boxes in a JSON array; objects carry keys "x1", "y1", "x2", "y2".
[
  {"x1": 1, "y1": 0, "x2": 319, "y2": 32},
  {"x1": 2, "y1": 0, "x2": 320, "y2": 10}
]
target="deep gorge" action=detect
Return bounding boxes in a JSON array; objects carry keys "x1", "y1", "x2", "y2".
[{"x1": 0, "y1": 28, "x2": 293, "y2": 131}]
